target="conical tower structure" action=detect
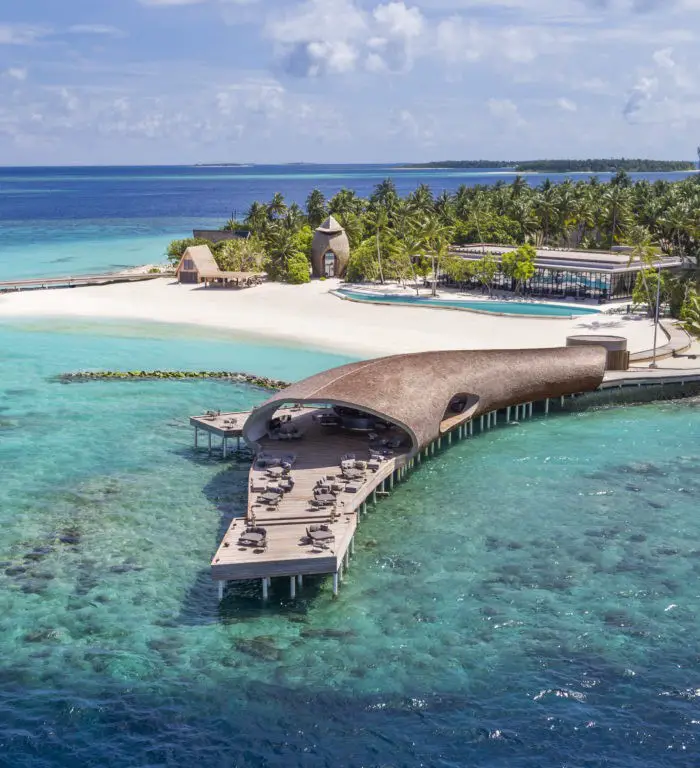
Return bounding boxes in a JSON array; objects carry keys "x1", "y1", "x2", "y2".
[{"x1": 311, "y1": 215, "x2": 350, "y2": 278}]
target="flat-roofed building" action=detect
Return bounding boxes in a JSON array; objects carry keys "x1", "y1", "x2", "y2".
[{"x1": 449, "y1": 244, "x2": 683, "y2": 301}]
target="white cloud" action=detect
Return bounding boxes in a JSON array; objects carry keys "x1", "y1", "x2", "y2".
[
  {"x1": 652, "y1": 47, "x2": 675, "y2": 69},
  {"x1": 265, "y1": 0, "x2": 424, "y2": 76},
  {"x1": 487, "y1": 98, "x2": 525, "y2": 125},
  {"x1": 374, "y1": 2, "x2": 424, "y2": 39},
  {"x1": 557, "y1": 97, "x2": 578, "y2": 112},
  {"x1": 435, "y1": 17, "x2": 482, "y2": 62},
  {"x1": 4, "y1": 67, "x2": 28, "y2": 81},
  {"x1": 266, "y1": 0, "x2": 365, "y2": 44},
  {"x1": 0, "y1": 24, "x2": 50, "y2": 45},
  {"x1": 67, "y1": 25, "x2": 125, "y2": 37}
]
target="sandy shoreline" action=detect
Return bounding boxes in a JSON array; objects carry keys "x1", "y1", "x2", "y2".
[{"x1": 0, "y1": 277, "x2": 667, "y2": 359}]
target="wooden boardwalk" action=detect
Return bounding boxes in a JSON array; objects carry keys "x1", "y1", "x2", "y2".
[
  {"x1": 192, "y1": 365, "x2": 700, "y2": 600},
  {"x1": 0, "y1": 272, "x2": 164, "y2": 292},
  {"x1": 208, "y1": 409, "x2": 408, "y2": 589}
]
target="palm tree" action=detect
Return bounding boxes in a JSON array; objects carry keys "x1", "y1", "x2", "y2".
[
  {"x1": 305, "y1": 189, "x2": 327, "y2": 228},
  {"x1": 407, "y1": 184, "x2": 434, "y2": 216},
  {"x1": 329, "y1": 188, "x2": 361, "y2": 218},
  {"x1": 398, "y1": 232, "x2": 424, "y2": 295},
  {"x1": 421, "y1": 217, "x2": 453, "y2": 297},
  {"x1": 623, "y1": 224, "x2": 659, "y2": 313},
  {"x1": 245, "y1": 201, "x2": 268, "y2": 237},
  {"x1": 267, "y1": 192, "x2": 287, "y2": 221},
  {"x1": 283, "y1": 202, "x2": 304, "y2": 232},
  {"x1": 365, "y1": 207, "x2": 389, "y2": 284},
  {"x1": 369, "y1": 178, "x2": 399, "y2": 217}
]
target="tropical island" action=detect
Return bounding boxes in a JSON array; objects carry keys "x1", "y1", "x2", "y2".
[
  {"x1": 403, "y1": 159, "x2": 696, "y2": 173},
  {"x1": 165, "y1": 171, "x2": 700, "y2": 330}
]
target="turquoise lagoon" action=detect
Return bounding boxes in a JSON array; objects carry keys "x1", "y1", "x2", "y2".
[
  {"x1": 335, "y1": 288, "x2": 601, "y2": 317},
  {"x1": 1, "y1": 318, "x2": 700, "y2": 766}
]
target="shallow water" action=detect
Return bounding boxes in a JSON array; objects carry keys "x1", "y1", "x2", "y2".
[{"x1": 1, "y1": 319, "x2": 699, "y2": 766}]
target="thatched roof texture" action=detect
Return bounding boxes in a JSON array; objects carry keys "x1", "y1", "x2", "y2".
[
  {"x1": 243, "y1": 347, "x2": 607, "y2": 452},
  {"x1": 177, "y1": 245, "x2": 219, "y2": 276}
]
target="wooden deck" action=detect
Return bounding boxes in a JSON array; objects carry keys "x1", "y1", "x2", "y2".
[
  {"x1": 0, "y1": 272, "x2": 164, "y2": 292},
  {"x1": 195, "y1": 365, "x2": 700, "y2": 598},
  {"x1": 210, "y1": 409, "x2": 409, "y2": 582}
]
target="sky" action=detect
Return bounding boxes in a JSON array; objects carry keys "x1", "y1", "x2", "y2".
[{"x1": 1, "y1": 0, "x2": 700, "y2": 165}]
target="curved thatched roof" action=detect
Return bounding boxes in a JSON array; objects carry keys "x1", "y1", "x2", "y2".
[{"x1": 243, "y1": 347, "x2": 607, "y2": 452}]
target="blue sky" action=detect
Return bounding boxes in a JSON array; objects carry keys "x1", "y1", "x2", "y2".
[{"x1": 1, "y1": 0, "x2": 699, "y2": 164}]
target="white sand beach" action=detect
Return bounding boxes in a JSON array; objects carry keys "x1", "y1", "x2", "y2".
[{"x1": 0, "y1": 277, "x2": 665, "y2": 358}]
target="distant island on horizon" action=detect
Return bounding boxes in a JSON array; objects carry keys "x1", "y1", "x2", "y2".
[{"x1": 401, "y1": 158, "x2": 697, "y2": 173}]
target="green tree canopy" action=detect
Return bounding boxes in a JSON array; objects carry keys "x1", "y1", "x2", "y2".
[{"x1": 166, "y1": 237, "x2": 213, "y2": 265}]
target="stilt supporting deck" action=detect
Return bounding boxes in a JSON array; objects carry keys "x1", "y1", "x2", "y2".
[
  {"x1": 208, "y1": 432, "x2": 212, "y2": 455},
  {"x1": 290, "y1": 576, "x2": 296, "y2": 599},
  {"x1": 194, "y1": 427, "x2": 199, "y2": 449},
  {"x1": 545, "y1": 398, "x2": 550, "y2": 415},
  {"x1": 448, "y1": 431, "x2": 452, "y2": 445},
  {"x1": 262, "y1": 577, "x2": 269, "y2": 600},
  {"x1": 506, "y1": 406, "x2": 511, "y2": 422},
  {"x1": 297, "y1": 574, "x2": 303, "y2": 588},
  {"x1": 494, "y1": 411, "x2": 498, "y2": 426},
  {"x1": 528, "y1": 402, "x2": 534, "y2": 418},
  {"x1": 469, "y1": 421, "x2": 474, "y2": 436},
  {"x1": 332, "y1": 572, "x2": 339, "y2": 596},
  {"x1": 222, "y1": 437, "x2": 227, "y2": 459},
  {"x1": 560, "y1": 395, "x2": 565, "y2": 407},
  {"x1": 350, "y1": 537, "x2": 355, "y2": 555},
  {"x1": 217, "y1": 581, "x2": 224, "y2": 601},
  {"x1": 344, "y1": 549, "x2": 350, "y2": 570}
]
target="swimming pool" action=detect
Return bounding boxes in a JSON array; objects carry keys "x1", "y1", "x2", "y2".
[{"x1": 334, "y1": 289, "x2": 601, "y2": 317}]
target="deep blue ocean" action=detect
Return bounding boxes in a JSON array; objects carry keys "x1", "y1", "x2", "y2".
[{"x1": 1, "y1": 166, "x2": 700, "y2": 767}]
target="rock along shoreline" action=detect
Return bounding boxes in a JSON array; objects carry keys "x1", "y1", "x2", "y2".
[{"x1": 55, "y1": 371, "x2": 290, "y2": 390}]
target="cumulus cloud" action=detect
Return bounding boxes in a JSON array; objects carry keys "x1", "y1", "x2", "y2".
[
  {"x1": 265, "y1": 0, "x2": 424, "y2": 76},
  {"x1": 622, "y1": 48, "x2": 698, "y2": 124}
]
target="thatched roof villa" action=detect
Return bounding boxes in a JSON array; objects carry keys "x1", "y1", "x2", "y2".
[{"x1": 176, "y1": 244, "x2": 264, "y2": 287}]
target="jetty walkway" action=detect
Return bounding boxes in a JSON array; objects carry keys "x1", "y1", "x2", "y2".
[
  {"x1": 191, "y1": 350, "x2": 700, "y2": 602},
  {"x1": 0, "y1": 272, "x2": 163, "y2": 292}
]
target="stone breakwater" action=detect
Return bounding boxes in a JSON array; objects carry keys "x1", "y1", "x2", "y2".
[{"x1": 55, "y1": 371, "x2": 290, "y2": 390}]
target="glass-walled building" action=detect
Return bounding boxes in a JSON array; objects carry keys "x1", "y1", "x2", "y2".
[{"x1": 446, "y1": 245, "x2": 683, "y2": 301}]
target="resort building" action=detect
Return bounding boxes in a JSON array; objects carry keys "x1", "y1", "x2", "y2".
[
  {"x1": 311, "y1": 215, "x2": 350, "y2": 278},
  {"x1": 192, "y1": 228, "x2": 251, "y2": 244},
  {"x1": 176, "y1": 244, "x2": 264, "y2": 287},
  {"x1": 194, "y1": 347, "x2": 608, "y2": 598},
  {"x1": 448, "y1": 244, "x2": 684, "y2": 301}
]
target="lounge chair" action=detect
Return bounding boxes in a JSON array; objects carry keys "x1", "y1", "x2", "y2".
[
  {"x1": 238, "y1": 526, "x2": 268, "y2": 549},
  {"x1": 306, "y1": 524, "x2": 335, "y2": 545}
]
